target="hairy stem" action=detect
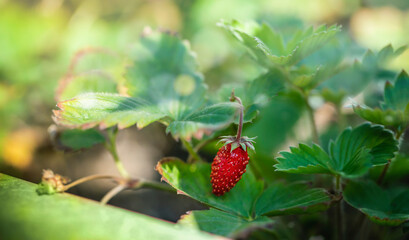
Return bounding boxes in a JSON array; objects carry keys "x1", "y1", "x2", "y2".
[
  {"x1": 230, "y1": 91, "x2": 244, "y2": 141},
  {"x1": 105, "y1": 127, "x2": 130, "y2": 178},
  {"x1": 63, "y1": 175, "x2": 118, "y2": 191},
  {"x1": 182, "y1": 139, "x2": 203, "y2": 163},
  {"x1": 100, "y1": 184, "x2": 127, "y2": 205},
  {"x1": 334, "y1": 175, "x2": 345, "y2": 240}
]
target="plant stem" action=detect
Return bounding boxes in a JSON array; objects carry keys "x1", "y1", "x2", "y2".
[
  {"x1": 335, "y1": 175, "x2": 345, "y2": 240},
  {"x1": 304, "y1": 94, "x2": 320, "y2": 144},
  {"x1": 377, "y1": 130, "x2": 401, "y2": 185},
  {"x1": 63, "y1": 175, "x2": 118, "y2": 191},
  {"x1": 105, "y1": 127, "x2": 130, "y2": 178},
  {"x1": 377, "y1": 159, "x2": 391, "y2": 185},
  {"x1": 100, "y1": 184, "x2": 127, "y2": 205},
  {"x1": 182, "y1": 139, "x2": 203, "y2": 163},
  {"x1": 230, "y1": 92, "x2": 244, "y2": 141}
]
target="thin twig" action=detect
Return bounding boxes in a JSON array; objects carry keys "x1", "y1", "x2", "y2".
[
  {"x1": 63, "y1": 175, "x2": 119, "y2": 191},
  {"x1": 100, "y1": 184, "x2": 127, "y2": 205}
]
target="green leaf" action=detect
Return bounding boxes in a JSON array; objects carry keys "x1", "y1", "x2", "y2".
[
  {"x1": 353, "y1": 105, "x2": 409, "y2": 129},
  {"x1": 54, "y1": 93, "x2": 167, "y2": 129},
  {"x1": 0, "y1": 174, "x2": 216, "y2": 240},
  {"x1": 156, "y1": 158, "x2": 263, "y2": 218},
  {"x1": 328, "y1": 123, "x2": 397, "y2": 176},
  {"x1": 275, "y1": 144, "x2": 332, "y2": 174},
  {"x1": 353, "y1": 70, "x2": 409, "y2": 130},
  {"x1": 178, "y1": 209, "x2": 273, "y2": 237},
  {"x1": 275, "y1": 123, "x2": 398, "y2": 178},
  {"x1": 382, "y1": 71, "x2": 409, "y2": 111},
  {"x1": 59, "y1": 128, "x2": 106, "y2": 150},
  {"x1": 319, "y1": 45, "x2": 406, "y2": 96},
  {"x1": 54, "y1": 31, "x2": 239, "y2": 139},
  {"x1": 344, "y1": 180, "x2": 409, "y2": 226},
  {"x1": 219, "y1": 20, "x2": 341, "y2": 67},
  {"x1": 255, "y1": 182, "x2": 332, "y2": 217},
  {"x1": 56, "y1": 48, "x2": 123, "y2": 101}
]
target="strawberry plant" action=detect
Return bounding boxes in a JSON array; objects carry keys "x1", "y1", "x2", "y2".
[{"x1": 1, "y1": 18, "x2": 409, "y2": 240}]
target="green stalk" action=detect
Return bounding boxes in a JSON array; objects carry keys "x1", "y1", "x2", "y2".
[
  {"x1": 182, "y1": 139, "x2": 203, "y2": 163},
  {"x1": 334, "y1": 175, "x2": 345, "y2": 240},
  {"x1": 304, "y1": 93, "x2": 320, "y2": 144},
  {"x1": 105, "y1": 127, "x2": 130, "y2": 179},
  {"x1": 230, "y1": 93, "x2": 244, "y2": 141}
]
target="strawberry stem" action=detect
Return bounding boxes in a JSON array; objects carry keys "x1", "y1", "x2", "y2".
[{"x1": 230, "y1": 90, "x2": 244, "y2": 141}]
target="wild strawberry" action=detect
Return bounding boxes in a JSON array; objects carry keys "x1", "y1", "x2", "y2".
[
  {"x1": 210, "y1": 91, "x2": 256, "y2": 196},
  {"x1": 210, "y1": 140, "x2": 254, "y2": 196}
]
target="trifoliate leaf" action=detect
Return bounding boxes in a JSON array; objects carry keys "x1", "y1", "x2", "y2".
[
  {"x1": 219, "y1": 20, "x2": 341, "y2": 68},
  {"x1": 354, "y1": 70, "x2": 409, "y2": 130},
  {"x1": 275, "y1": 123, "x2": 398, "y2": 178}
]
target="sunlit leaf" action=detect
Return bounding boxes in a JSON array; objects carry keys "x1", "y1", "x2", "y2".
[
  {"x1": 344, "y1": 180, "x2": 409, "y2": 226},
  {"x1": 56, "y1": 48, "x2": 123, "y2": 101},
  {"x1": 54, "y1": 32, "x2": 240, "y2": 139},
  {"x1": 0, "y1": 174, "x2": 216, "y2": 240}
]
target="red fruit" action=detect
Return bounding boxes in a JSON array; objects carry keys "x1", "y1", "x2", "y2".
[{"x1": 210, "y1": 143, "x2": 249, "y2": 196}]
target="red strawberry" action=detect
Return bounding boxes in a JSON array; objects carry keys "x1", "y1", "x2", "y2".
[
  {"x1": 210, "y1": 91, "x2": 256, "y2": 196},
  {"x1": 210, "y1": 143, "x2": 250, "y2": 196}
]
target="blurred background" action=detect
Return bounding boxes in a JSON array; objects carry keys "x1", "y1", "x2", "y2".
[{"x1": 1, "y1": 0, "x2": 409, "y2": 223}]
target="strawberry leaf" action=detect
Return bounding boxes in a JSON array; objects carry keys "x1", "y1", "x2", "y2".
[
  {"x1": 275, "y1": 123, "x2": 398, "y2": 178},
  {"x1": 156, "y1": 158, "x2": 263, "y2": 218},
  {"x1": 343, "y1": 180, "x2": 409, "y2": 226},
  {"x1": 219, "y1": 20, "x2": 341, "y2": 68},
  {"x1": 255, "y1": 182, "x2": 332, "y2": 217},
  {"x1": 382, "y1": 71, "x2": 409, "y2": 111},
  {"x1": 275, "y1": 143, "x2": 332, "y2": 174},
  {"x1": 56, "y1": 48, "x2": 123, "y2": 101},
  {"x1": 353, "y1": 71, "x2": 409, "y2": 130},
  {"x1": 319, "y1": 45, "x2": 406, "y2": 96},
  {"x1": 178, "y1": 209, "x2": 273, "y2": 237},
  {"x1": 0, "y1": 174, "x2": 216, "y2": 240},
  {"x1": 54, "y1": 32, "x2": 239, "y2": 139}
]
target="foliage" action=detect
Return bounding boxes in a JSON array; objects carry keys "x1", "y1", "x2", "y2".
[{"x1": 2, "y1": 2, "x2": 409, "y2": 238}]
